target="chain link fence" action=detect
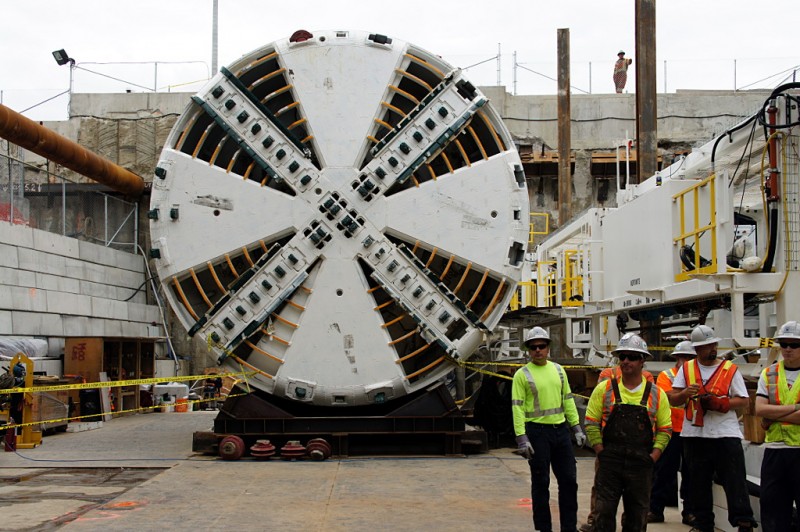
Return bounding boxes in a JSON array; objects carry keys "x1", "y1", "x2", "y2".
[{"x1": 0, "y1": 141, "x2": 139, "y2": 253}]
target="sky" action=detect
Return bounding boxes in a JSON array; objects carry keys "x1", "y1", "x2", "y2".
[{"x1": 1, "y1": 0, "x2": 799, "y2": 121}]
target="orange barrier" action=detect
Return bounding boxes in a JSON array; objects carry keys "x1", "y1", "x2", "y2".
[{"x1": 175, "y1": 398, "x2": 189, "y2": 413}]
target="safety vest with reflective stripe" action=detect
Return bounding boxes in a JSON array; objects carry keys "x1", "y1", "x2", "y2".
[
  {"x1": 762, "y1": 362, "x2": 800, "y2": 446},
  {"x1": 657, "y1": 367, "x2": 684, "y2": 433},
  {"x1": 683, "y1": 359, "x2": 737, "y2": 425},
  {"x1": 511, "y1": 361, "x2": 579, "y2": 436},
  {"x1": 585, "y1": 377, "x2": 664, "y2": 440}
]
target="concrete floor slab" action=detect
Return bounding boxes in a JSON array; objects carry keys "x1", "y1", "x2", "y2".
[{"x1": 1, "y1": 411, "x2": 698, "y2": 530}]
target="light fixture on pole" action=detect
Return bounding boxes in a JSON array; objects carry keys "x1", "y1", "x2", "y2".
[{"x1": 52, "y1": 49, "x2": 76, "y2": 117}]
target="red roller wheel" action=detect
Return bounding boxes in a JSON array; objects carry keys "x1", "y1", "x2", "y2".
[{"x1": 219, "y1": 435, "x2": 246, "y2": 460}]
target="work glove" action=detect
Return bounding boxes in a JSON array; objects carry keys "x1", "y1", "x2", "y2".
[
  {"x1": 699, "y1": 394, "x2": 730, "y2": 413},
  {"x1": 573, "y1": 425, "x2": 587, "y2": 447},
  {"x1": 515, "y1": 434, "x2": 535, "y2": 460}
]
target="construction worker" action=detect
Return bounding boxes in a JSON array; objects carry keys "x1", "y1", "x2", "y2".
[
  {"x1": 584, "y1": 332, "x2": 671, "y2": 532},
  {"x1": 648, "y1": 341, "x2": 697, "y2": 525},
  {"x1": 755, "y1": 320, "x2": 800, "y2": 532},
  {"x1": 669, "y1": 324, "x2": 756, "y2": 532},
  {"x1": 512, "y1": 326, "x2": 586, "y2": 532},
  {"x1": 579, "y1": 346, "x2": 655, "y2": 532},
  {"x1": 613, "y1": 51, "x2": 633, "y2": 93}
]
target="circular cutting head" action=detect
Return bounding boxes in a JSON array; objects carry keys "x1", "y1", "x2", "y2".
[{"x1": 150, "y1": 30, "x2": 529, "y2": 406}]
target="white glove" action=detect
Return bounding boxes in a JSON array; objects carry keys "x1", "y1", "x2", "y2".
[
  {"x1": 573, "y1": 426, "x2": 587, "y2": 447},
  {"x1": 515, "y1": 435, "x2": 535, "y2": 460}
]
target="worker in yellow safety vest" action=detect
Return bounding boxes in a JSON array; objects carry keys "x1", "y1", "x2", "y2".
[
  {"x1": 755, "y1": 320, "x2": 800, "y2": 532},
  {"x1": 584, "y1": 332, "x2": 672, "y2": 532},
  {"x1": 579, "y1": 343, "x2": 656, "y2": 532},
  {"x1": 512, "y1": 326, "x2": 586, "y2": 532}
]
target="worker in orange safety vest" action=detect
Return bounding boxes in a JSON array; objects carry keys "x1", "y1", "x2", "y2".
[{"x1": 669, "y1": 325, "x2": 756, "y2": 532}]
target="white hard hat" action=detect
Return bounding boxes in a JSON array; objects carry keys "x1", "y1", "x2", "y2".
[
  {"x1": 691, "y1": 324, "x2": 720, "y2": 347},
  {"x1": 618, "y1": 50, "x2": 625, "y2": 55},
  {"x1": 524, "y1": 326, "x2": 551, "y2": 346},
  {"x1": 670, "y1": 340, "x2": 697, "y2": 358},
  {"x1": 612, "y1": 332, "x2": 651, "y2": 357},
  {"x1": 775, "y1": 321, "x2": 800, "y2": 341}
]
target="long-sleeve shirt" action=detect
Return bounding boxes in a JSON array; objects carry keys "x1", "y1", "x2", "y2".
[{"x1": 511, "y1": 361, "x2": 579, "y2": 436}]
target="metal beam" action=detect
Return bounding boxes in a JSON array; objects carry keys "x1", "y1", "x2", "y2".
[
  {"x1": 635, "y1": 0, "x2": 658, "y2": 182},
  {"x1": 557, "y1": 28, "x2": 572, "y2": 224}
]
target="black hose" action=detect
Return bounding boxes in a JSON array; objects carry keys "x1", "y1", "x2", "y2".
[
  {"x1": 712, "y1": 82, "x2": 800, "y2": 167},
  {"x1": 762, "y1": 206, "x2": 779, "y2": 273}
]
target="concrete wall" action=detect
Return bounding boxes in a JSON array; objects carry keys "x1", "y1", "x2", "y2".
[
  {"x1": 0, "y1": 221, "x2": 164, "y2": 356},
  {"x1": 481, "y1": 87, "x2": 770, "y2": 150}
]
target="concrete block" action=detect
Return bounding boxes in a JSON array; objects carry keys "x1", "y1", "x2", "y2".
[
  {"x1": 64, "y1": 257, "x2": 87, "y2": 280},
  {"x1": 9, "y1": 286, "x2": 48, "y2": 312},
  {"x1": 128, "y1": 302, "x2": 152, "y2": 323},
  {"x1": 80, "y1": 279, "x2": 117, "y2": 299},
  {"x1": 117, "y1": 285, "x2": 146, "y2": 304},
  {"x1": 32, "y1": 228, "x2": 80, "y2": 259},
  {"x1": 17, "y1": 270, "x2": 37, "y2": 288},
  {"x1": 114, "y1": 248, "x2": 145, "y2": 272},
  {"x1": 121, "y1": 321, "x2": 155, "y2": 337},
  {"x1": 0, "y1": 243, "x2": 19, "y2": 268},
  {"x1": 96, "y1": 318, "x2": 122, "y2": 337},
  {"x1": 11, "y1": 311, "x2": 64, "y2": 336},
  {"x1": 36, "y1": 272, "x2": 80, "y2": 294},
  {"x1": 0, "y1": 311, "x2": 11, "y2": 334},
  {"x1": 117, "y1": 268, "x2": 147, "y2": 289},
  {"x1": 20, "y1": 248, "x2": 66, "y2": 276},
  {"x1": 90, "y1": 297, "x2": 129, "y2": 320},
  {"x1": 62, "y1": 315, "x2": 90, "y2": 336},
  {"x1": 78, "y1": 239, "x2": 116, "y2": 267},
  {"x1": 0, "y1": 266, "x2": 19, "y2": 285},
  {"x1": 0, "y1": 221, "x2": 33, "y2": 248},
  {"x1": 47, "y1": 291, "x2": 92, "y2": 316}
]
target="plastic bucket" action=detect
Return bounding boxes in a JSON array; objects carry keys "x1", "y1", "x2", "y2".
[{"x1": 175, "y1": 397, "x2": 189, "y2": 413}]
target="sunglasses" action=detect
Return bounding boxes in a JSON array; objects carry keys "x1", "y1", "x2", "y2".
[
  {"x1": 617, "y1": 353, "x2": 644, "y2": 362},
  {"x1": 779, "y1": 342, "x2": 800, "y2": 349},
  {"x1": 528, "y1": 344, "x2": 549, "y2": 351}
]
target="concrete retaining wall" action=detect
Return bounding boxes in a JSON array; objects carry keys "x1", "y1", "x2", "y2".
[{"x1": 0, "y1": 221, "x2": 164, "y2": 356}]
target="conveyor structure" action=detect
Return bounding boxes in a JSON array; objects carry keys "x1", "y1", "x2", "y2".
[{"x1": 150, "y1": 30, "x2": 528, "y2": 453}]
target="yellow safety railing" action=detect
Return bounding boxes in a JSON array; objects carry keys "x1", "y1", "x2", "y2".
[
  {"x1": 509, "y1": 281, "x2": 537, "y2": 311},
  {"x1": 673, "y1": 174, "x2": 718, "y2": 282},
  {"x1": 529, "y1": 212, "x2": 550, "y2": 244},
  {"x1": 562, "y1": 249, "x2": 585, "y2": 306},
  {"x1": 537, "y1": 260, "x2": 558, "y2": 307}
]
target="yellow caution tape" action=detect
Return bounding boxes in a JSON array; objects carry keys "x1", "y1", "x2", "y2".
[
  {"x1": 5, "y1": 371, "x2": 256, "y2": 394},
  {"x1": 0, "y1": 392, "x2": 249, "y2": 431}
]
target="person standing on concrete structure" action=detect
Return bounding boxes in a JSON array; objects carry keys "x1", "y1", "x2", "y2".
[
  {"x1": 755, "y1": 320, "x2": 800, "y2": 532},
  {"x1": 512, "y1": 326, "x2": 586, "y2": 532},
  {"x1": 613, "y1": 51, "x2": 632, "y2": 93},
  {"x1": 648, "y1": 340, "x2": 697, "y2": 525},
  {"x1": 669, "y1": 324, "x2": 757, "y2": 532},
  {"x1": 584, "y1": 332, "x2": 672, "y2": 532}
]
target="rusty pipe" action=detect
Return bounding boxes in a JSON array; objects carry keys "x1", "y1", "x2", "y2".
[{"x1": 0, "y1": 103, "x2": 144, "y2": 197}]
